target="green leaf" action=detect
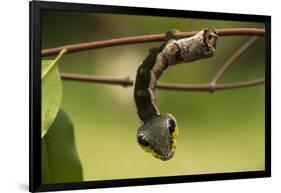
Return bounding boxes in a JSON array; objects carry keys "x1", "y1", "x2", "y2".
[
  {"x1": 42, "y1": 109, "x2": 83, "y2": 184},
  {"x1": 41, "y1": 49, "x2": 66, "y2": 137}
]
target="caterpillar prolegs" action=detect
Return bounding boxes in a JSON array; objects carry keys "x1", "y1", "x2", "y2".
[{"x1": 134, "y1": 28, "x2": 218, "y2": 161}]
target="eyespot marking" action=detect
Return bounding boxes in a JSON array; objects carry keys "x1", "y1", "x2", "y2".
[
  {"x1": 137, "y1": 133, "x2": 149, "y2": 146},
  {"x1": 167, "y1": 119, "x2": 176, "y2": 134}
]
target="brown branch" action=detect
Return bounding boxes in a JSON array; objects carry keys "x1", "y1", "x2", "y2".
[
  {"x1": 211, "y1": 36, "x2": 260, "y2": 84},
  {"x1": 42, "y1": 28, "x2": 265, "y2": 57},
  {"x1": 60, "y1": 72, "x2": 264, "y2": 92},
  {"x1": 61, "y1": 73, "x2": 133, "y2": 87},
  {"x1": 56, "y1": 28, "x2": 265, "y2": 92}
]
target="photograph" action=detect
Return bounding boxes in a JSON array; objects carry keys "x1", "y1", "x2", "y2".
[{"x1": 40, "y1": 9, "x2": 266, "y2": 185}]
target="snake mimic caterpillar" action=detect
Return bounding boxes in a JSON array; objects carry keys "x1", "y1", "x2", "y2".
[{"x1": 134, "y1": 28, "x2": 218, "y2": 161}]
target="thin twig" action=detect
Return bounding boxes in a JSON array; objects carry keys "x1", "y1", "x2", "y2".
[
  {"x1": 211, "y1": 36, "x2": 260, "y2": 84},
  {"x1": 42, "y1": 28, "x2": 265, "y2": 57},
  {"x1": 61, "y1": 73, "x2": 132, "y2": 87},
  {"x1": 60, "y1": 72, "x2": 264, "y2": 92}
]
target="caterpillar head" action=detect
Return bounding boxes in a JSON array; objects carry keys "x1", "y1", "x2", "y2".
[{"x1": 136, "y1": 113, "x2": 179, "y2": 161}]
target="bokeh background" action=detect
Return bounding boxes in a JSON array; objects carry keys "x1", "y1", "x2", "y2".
[{"x1": 42, "y1": 10, "x2": 265, "y2": 181}]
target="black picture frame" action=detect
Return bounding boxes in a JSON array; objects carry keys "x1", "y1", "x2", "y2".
[{"x1": 29, "y1": 0, "x2": 271, "y2": 192}]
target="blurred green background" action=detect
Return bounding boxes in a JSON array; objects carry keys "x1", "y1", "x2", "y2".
[{"x1": 42, "y1": 11, "x2": 265, "y2": 181}]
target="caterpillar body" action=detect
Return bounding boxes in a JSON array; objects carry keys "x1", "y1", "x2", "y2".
[{"x1": 134, "y1": 28, "x2": 218, "y2": 161}]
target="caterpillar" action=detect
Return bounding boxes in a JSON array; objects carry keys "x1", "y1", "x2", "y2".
[{"x1": 134, "y1": 28, "x2": 218, "y2": 161}]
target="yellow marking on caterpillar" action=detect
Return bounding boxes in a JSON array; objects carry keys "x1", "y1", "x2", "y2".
[
  {"x1": 141, "y1": 145, "x2": 152, "y2": 153},
  {"x1": 140, "y1": 145, "x2": 160, "y2": 158},
  {"x1": 172, "y1": 127, "x2": 179, "y2": 138},
  {"x1": 172, "y1": 139, "x2": 177, "y2": 149},
  {"x1": 152, "y1": 150, "x2": 160, "y2": 159},
  {"x1": 172, "y1": 127, "x2": 179, "y2": 150}
]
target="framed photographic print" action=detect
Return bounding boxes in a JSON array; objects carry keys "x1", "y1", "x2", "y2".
[{"x1": 29, "y1": 0, "x2": 271, "y2": 192}]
